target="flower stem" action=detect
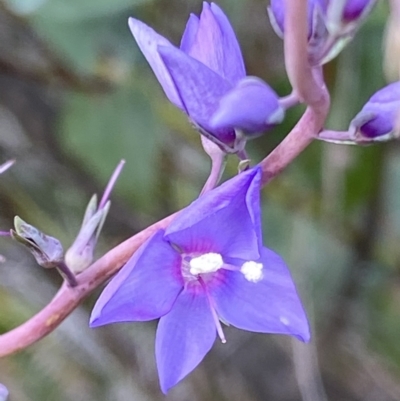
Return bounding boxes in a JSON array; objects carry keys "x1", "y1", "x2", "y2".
[
  {"x1": 56, "y1": 261, "x2": 78, "y2": 287},
  {"x1": 200, "y1": 151, "x2": 226, "y2": 196},
  {"x1": 279, "y1": 92, "x2": 299, "y2": 109},
  {"x1": 0, "y1": 213, "x2": 177, "y2": 357}
]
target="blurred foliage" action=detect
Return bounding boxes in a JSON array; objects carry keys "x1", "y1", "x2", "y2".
[{"x1": 1, "y1": 0, "x2": 400, "y2": 400}]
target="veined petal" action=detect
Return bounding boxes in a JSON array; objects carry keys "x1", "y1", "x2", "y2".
[
  {"x1": 210, "y1": 2, "x2": 246, "y2": 83},
  {"x1": 187, "y1": 3, "x2": 245, "y2": 84},
  {"x1": 165, "y1": 167, "x2": 262, "y2": 260},
  {"x1": 90, "y1": 230, "x2": 183, "y2": 327},
  {"x1": 188, "y1": 3, "x2": 225, "y2": 76},
  {"x1": 210, "y1": 77, "x2": 284, "y2": 134},
  {"x1": 128, "y1": 18, "x2": 183, "y2": 109},
  {"x1": 158, "y1": 45, "x2": 234, "y2": 143},
  {"x1": 180, "y1": 13, "x2": 200, "y2": 53},
  {"x1": 209, "y1": 247, "x2": 310, "y2": 342},
  {"x1": 156, "y1": 289, "x2": 216, "y2": 393}
]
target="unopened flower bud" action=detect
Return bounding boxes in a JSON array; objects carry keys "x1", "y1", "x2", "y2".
[
  {"x1": 65, "y1": 160, "x2": 123, "y2": 274},
  {"x1": 342, "y1": 0, "x2": 375, "y2": 22},
  {"x1": 268, "y1": 0, "x2": 327, "y2": 40},
  {"x1": 350, "y1": 81, "x2": 400, "y2": 139},
  {"x1": 0, "y1": 384, "x2": 8, "y2": 401},
  {"x1": 65, "y1": 195, "x2": 110, "y2": 274},
  {"x1": 11, "y1": 216, "x2": 64, "y2": 268},
  {"x1": 319, "y1": 0, "x2": 377, "y2": 63}
]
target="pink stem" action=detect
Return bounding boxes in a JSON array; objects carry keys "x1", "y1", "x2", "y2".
[
  {"x1": 0, "y1": 213, "x2": 176, "y2": 357},
  {"x1": 200, "y1": 151, "x2": 225, "y2": 196},
  {"x1": 279, "y1": 92, "x2": 300, "y2": 109},
  {"x1": 284, "y1": 0, "x2": 321, "y2": 105},
  {"x1": 260, "y1": 0, "x2": 330, "y2": 185},
  {"x1": 390, "y1": 0, "x2": 400, "y2": 18}
]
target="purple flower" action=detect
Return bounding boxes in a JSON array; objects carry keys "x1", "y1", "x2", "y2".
[
  {"x1": 350, "y1": 82, "x2": 400, "y2": 139},
  {"x1": 0, "y1": 384, "x2": 8, "y2": 401},
  {"x1": 90, "y1": 167, "x2": 310, "y2": 393},
  {"x1": 129, "y1": 3, "x2": 284, "y2": 151}
]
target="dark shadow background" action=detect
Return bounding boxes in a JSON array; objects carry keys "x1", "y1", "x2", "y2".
[{"x1": 1, "y1": 0, "x2": 400, "y2": 400}]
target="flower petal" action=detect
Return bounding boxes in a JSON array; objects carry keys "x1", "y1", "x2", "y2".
[
  {"x1": 90, "y1": 230, "x2": 183, "y2": 327},
  {"x1": 164, "y1": 167, "x2": 262, "y2": 260},
  {"x1": 128, "y1": 18, "x2": 183, "y2": 109},
  {"x1": 158, "y1": 44, "x2": 234, "y2": 144},
  {"x1": 210, "y1": 2, "x2": 246, "y2": 83},
  {"x1": 187, "y1": 3, "x2": 245, "y2": 84},
  {"x1": 210, "y1": 77, "x2": 284, "y2": 134},
  {"x1": 156, "y1": 288, "x2": 216, "y2": 393},
  {"x1": 209, "y1": 247, "x2": 310, "y2": 342},
  {"x1": 187, "y1": 3, "x2": 224, "y2": 75},
  {"x1": 180, "y1": 13, "x2": 199, "y2": 53}
]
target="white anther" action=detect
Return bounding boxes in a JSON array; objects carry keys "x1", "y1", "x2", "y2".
[
  {"x1": 189, "y1": 253, "x2": 224, "y2": 275},
  {"x1": 241, "y1": 261, "x2": 263, "y2": 282}
]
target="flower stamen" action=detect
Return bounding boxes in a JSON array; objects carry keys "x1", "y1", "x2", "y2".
[
  {"x1": 241, "y1": 261, "x2": 263, "y2": 282},
  {"x1": 189, "y1": 252, "x2": 224, "y2": 275},
  {"x1": 199, "y1": 277, "x2": 226, "y2": 344}
]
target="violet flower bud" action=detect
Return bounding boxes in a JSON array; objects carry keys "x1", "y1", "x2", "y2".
[
  {"x1": 11, "y1": 216, "x2": 64, "y2": 269},
  {"x1": 0, "y1": 384, "x2": 8, "y2": 401},
  {"x1": 342, "y1": 0, "x2": 375, "y2": 22},
  {"x1": 65, "y1": 194, "x2": 110, "y2": 274},
  {"x1": 350, "y1": 81, "x2": 400, "y2": 139},
  {"x1": 319, "y1": 0, "x2": 377, "y2": 63},
  {"x1": 129, "y1": 2, "x2": 284, "y2": 154},
  {"x1": 65, "y1": 160, "x2": 124, "y2": 274},
  {"x1": 268, "y1": 0, "x2": 328, "y2": 59}
]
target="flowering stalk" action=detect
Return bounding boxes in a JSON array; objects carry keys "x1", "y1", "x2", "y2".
[
  {"x1": 199, "y1": 136, "x2": 226, "y2": 195},
  {"x1": 260, "y1": 0, "x2": 330, "y2": 185},
  {"x1": 0, "y1": 0, "x2": 330, "y2": 359}
]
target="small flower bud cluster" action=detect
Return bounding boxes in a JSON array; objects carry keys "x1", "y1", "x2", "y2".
[{"x1": 268, "y1": 0, "x2": 377, "y2": 65}]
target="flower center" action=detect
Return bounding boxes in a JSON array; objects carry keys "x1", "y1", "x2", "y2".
[
  {"x1": 240, "y1": 261, "x2": 263, "y2": 282},
  {"x1": 189, "y1": 253, "x2": 224, "y2": 275}
]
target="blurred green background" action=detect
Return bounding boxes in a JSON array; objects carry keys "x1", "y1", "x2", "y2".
[{"x1": 1, "y1": 0, "x2": 400, "y2": 400}]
